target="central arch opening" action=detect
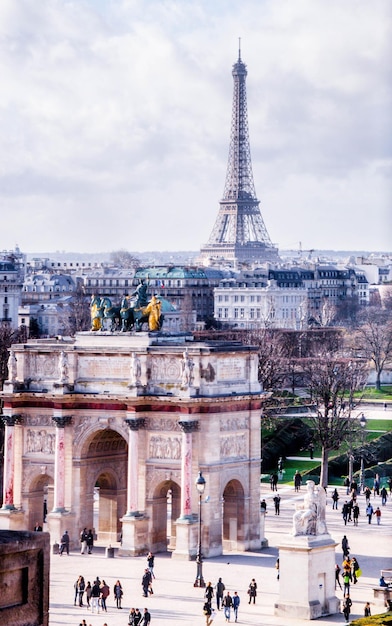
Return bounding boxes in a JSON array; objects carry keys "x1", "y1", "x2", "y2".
[{"x1": 82, "y1": 428, "x2": 127, "y2": 544}]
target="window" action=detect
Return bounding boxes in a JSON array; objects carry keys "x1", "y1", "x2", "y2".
[
  {"x1": 240, "y1": 308, "x2": 245, "y2": 318},
  {"x1": 234, "y1": 308, "x2": 239, "y2": 318},
  {"x1": 234, "y1": 295, "x2": 239, "y2": 302},
  {"x1": 224, "y1": 308, "x2": 228, "y2": 318}
]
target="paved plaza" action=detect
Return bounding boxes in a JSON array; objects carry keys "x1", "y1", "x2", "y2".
[{"x1": 48, "y1": 482, "x2": 392, "y2": 626}]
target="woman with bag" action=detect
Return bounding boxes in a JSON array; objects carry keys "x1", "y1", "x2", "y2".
[{"x1": 248, "y1": 578, "x2": 257, "y2": 604}]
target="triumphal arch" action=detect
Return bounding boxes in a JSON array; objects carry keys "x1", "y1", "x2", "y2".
[{"x1": 0, "y1": 331, "x2": 265, "y2": 558}]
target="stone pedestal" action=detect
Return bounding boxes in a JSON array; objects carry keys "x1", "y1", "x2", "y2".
[
  {"x1": 171, "y1": 517, "x2": 198, "y2": 560},
  {"x1": 46, "y1": 510, "x2": 74, "y2": 549},
  {"x1": 0, "y1": 530, "x2": 50, "y2": 626},
  {"x1": 119, "y1": 514, "x2": 148, "y2": 556},
  {"x1": 260, "y1": 510, "x2": 268, "y2": 548},
  {"x1": 0, "y1": 508, "x2": 25, "y2": 531},
  {"x1": 275, "y1": 535, "x2": 339, "y2": 620}
]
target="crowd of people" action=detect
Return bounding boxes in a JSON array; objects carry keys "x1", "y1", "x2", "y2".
[
  {"x1": 202, "y1": 576, "x2": 258, "y2": 624},
  {"x1": 72, "y1": 549, "x2": 153, "y2": 625}
]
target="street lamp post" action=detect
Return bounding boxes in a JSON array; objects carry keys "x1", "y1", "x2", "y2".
[
  {"x1": 194, "y1": 471, "x2": 206, "y2": 588},
  {"x1": 359, "y1": 413, "x2": 367, "y2": 493}
]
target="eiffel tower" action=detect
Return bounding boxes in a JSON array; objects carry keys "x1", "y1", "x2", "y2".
[{"x1": 200, "y1": 46, "x2": 280, "y2": 267}]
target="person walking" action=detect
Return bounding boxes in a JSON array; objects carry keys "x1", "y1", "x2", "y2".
[
  {"x1": 332, "y1": 488, "x2": 339, "y2": 510},
  {"x1": 147, "y1": 551, "x2": 155, "y2": 578},
  {"x1": 134, "y1": 607, "x2": 143, "y2": 625},
  {"x1": 128, "y1": 607, "x2": 136, "y2": 624},
  {"x1": 80, "y1": 527, "x2": 88, "y2": 555},
  {"x1": 222, "y1": 592, "x2": 233, "y2": 622},
  {"x1": 141, "y1": 607, "x2": 151, "y2": 625},
  {"x1": 90, "y1": 579, "x2": 101, "y2": 614},
  {"x1": 364, "y1": 486, "x2": 371, "y2": 504},
  {"x1": 272, "y1": 472, "x2": 279, "y2": 491},
  {"x1": 364, "y1": 601, "x2": 371, "y2": 617},
  {"x1": 113, "y1": 579, "x2": 123, "y2": 609},
  {"x1": 205, "y1": 582, "x2": 214, "y2": 607},
  {"x1": 335, "y1": 564, "x2": 342, "y2": 590},
  {"x1": 73, "y1": 576, "x2": 80, "y2": 606},
  {"x1": 85, "y1": 581, "x2": 92, "y2": 609},
  {"x1": 343, "y1": 571, "x2": 351, "y2": 596},
  {"x1": 388, "y1": 476, "x2": 392, "y2": 496},
  {"x1": 366, "y1": 503, "x2": 374, "y2": 524},
  {"x1": 294, "y1": 471, "x2": 302, "y2": 492},
  {"x1": 203, "y1": 601, "x2": 212, "y2": 626},
  {"x1": 78, "y1": 575, "x2": 86, "y2": 607},
  {"x1": 342, "y1": 594, "x2": 352, "y2": 623},
  {"x1": 59, "y1": 530, "x2": 70, "y2": 555},
  {"x1": 232, "y1": 591, "x2": 240, "y2": 622},
  {"x1": 142, "y1": 569, "x2": 152, "y2": 598},
  {"x1": 375, "y1": 506, "x2": 382, "y2": 525},
  {"x1": 351, "y1": 557, "x2": 360, "y2": 584},
  {"x1": 87, "y1": 529, "x2": 94, "y2": 554},
  {"x1": 216, "y1": 578, "x2": 225, "y2": 610},
  {"x1": 353, "y1": 502, "x2": 360, "y2": 526},
  {"x1": 381, "y1": 486, "x2": 388, "y2": 506},
  {"x1": 248, "y1": 578, "x2": 257, "y2": 604},
  {"x1": 273, "y1": 493, "x2": 281, "y2": 515},
  {"x1": 341, "y1": 535, "x2": 349, "y2": 559},
  {"x1": 342, "y1": 501, "x2": 349, "y2": 525},
  {"x1": 100, "y1": 579, "x2": 110, "y2": 612}
]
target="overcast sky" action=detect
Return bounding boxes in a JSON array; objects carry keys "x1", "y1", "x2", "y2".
[{"x1": 0, "y1": 0, "x2": 391, "y2": 255}]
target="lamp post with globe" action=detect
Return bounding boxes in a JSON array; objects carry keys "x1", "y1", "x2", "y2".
[
  {"x1": 194, "y1": 471, "x2": 206, "y2": 588},
  {"x1": 359, "y1": 413, "x2": 367, "y2": 492}
]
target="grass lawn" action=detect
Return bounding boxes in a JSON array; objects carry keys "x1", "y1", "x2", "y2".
[{"x1": 355, "y1": 385, "x2": 392, "y2": 401}]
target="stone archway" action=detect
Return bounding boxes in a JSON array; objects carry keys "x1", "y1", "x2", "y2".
[
  {"x1": 222, "y1": 479, "x2": 245, "y2": 551},
  {"x1": 79, "y1": 429, "x2": 128, "y2": 544},
  {"x1": 150, "y1": 480, "x2": 181, "y2": 554},
  {"x1": 25, "y1": 473, "x2": 54, "y2": 531}
]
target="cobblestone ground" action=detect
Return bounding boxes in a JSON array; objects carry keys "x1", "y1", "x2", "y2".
[{"x1": 48, "y1": 482, "x2": 392, "y2": 626}]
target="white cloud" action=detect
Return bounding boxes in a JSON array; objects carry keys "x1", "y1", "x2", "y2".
[{"x1": 0, "y1": 0, "x2": 390, "y2": 253}]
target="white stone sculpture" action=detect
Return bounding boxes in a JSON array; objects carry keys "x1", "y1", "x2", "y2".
[
  {"x1": 129, "y1": 352, "x2": 141, "y2": 386},
  {"x1": 292, "y1": 480, "x2": 328, "y2": 537}
]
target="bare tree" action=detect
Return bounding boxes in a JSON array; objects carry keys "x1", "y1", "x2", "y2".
[
  {"x1": 303, "y1": 352, "x2": 369, "y2": 488},
  {"x1": 110, "y1": 250, "x2": 140, "y2": 269},
  {"x1": 68, "y1": 284, "x2": 91, "y2": 334},
  {"x1": 354, "y1": 308, "x2": 392, "y2": 390}
]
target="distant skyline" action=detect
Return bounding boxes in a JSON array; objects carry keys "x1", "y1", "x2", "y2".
[{"x1": 1, "y1": 0, "x2": 391, "y2": 254}]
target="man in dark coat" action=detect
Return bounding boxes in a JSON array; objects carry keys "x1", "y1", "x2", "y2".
[
  {"x1": 59, "y1": 530, "x2": 70, "y2": 555},
  {"x1": 216, "y1": 577, "x2": 225, "y2": 610},
  {"x1": 142, "y1": 569, "x2": 152, "y2": 598}
]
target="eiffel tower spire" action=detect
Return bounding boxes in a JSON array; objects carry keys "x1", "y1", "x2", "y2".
[{"x1": 200, "y1": 47, "x2": 280, "y2": 266}]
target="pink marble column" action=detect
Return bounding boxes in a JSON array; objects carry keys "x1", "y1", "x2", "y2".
[
  {"x1": 125, "y1": 418, "x2": 145, "y2": 516},
  {"x1": 1, "y1": 415, "x2": 21, "y2": 509},
  {"x1": 52, "y1": 415, "x2": 72, "y2": 512},
  {"x1": 178, "y1": 421, "x2": 199, "y2": 519}
]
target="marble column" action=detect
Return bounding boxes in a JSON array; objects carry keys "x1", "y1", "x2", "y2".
[
  {"x1": 172, "y1": 420, "x2": 199, "y2": 560},
  {"x1": 1, "y1": 415, "x2": 22, "y2": 510},
  {"x1": 124, "y1": 417, "x2": 145, "y2": 516},
  {"x1": 120, "y1": 417, "x2": 147, "y2": 556},
  {"x1": 52, "y1": 415, "x2": 72, "y2": 512},
  {"x1": 178, "y1": 420, "x2": 199, "y2": 519}
]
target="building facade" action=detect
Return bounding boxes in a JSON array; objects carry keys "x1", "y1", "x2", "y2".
[{"x1": 0, "y1": 331, "x2": 265, "y2": 558}]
